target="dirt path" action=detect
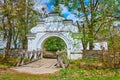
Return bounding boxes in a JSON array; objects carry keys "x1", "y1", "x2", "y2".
[{"x1": 11, "y1": 58, "x2": 60, "y2": 74}]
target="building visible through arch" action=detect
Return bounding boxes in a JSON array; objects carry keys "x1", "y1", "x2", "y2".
[{"x1": 27, "y1": 13, "x2": 83, "y2": 59}]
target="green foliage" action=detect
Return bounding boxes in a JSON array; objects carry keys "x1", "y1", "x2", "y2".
[
  {"x1": 61, "y1": 51, "x2": 69, "y2": 65},
  {"x1": 43, "y1": 37, "x2": 66, "y2": 51},
  {"x1": 1, "y1": 58, "x2": 19, "y2": 67},
  {"x1": 0, "y1": 54, "x2": 20, "y2": 66},
  {"x1": 108, "y1": 35, "x2": 120, "y2": 52},
  {"x1": 56, "y1": 0, "x2": 120, "y2": 50},
  {"x1": 0, "y1": 0, "x2": 39, "y2": 50},
  {"x1": 50, "y1": 68, "x2": 120, "y2": 80}
]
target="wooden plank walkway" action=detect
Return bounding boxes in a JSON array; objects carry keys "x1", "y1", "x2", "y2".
[{"x1": 11, "y1": 58, "x2": 61, "y2": 74}]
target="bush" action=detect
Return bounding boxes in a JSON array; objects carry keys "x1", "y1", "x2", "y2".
[{"x1": 44, "y1": 37, "x2": 66, "y2": 51}]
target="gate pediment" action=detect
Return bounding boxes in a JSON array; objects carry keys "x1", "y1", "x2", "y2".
[{"x1": 30, "y1": 13, "x2": 78, "y2": 33}]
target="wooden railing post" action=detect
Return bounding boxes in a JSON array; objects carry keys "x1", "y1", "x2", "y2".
[
  {"x1": 56, "y1": 50, "x2": 65, "y2": 68},
  {"x1": 16, "y1": 50, "x2": 42, "y2": 66},
  {"x1": 27, "y1": 51, "x2": 30, "y2": 62},
  {"x1": 16, "y1": 50, "x2": 26, "y2": 66}
]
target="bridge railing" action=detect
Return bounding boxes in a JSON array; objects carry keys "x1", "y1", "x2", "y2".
[
  {"x1": 7, "y1": 49, "x2": 69, "y2": 68},
  {"x1": 56, "y1": 50, "x2": 69, "y2": 68},
  {"x1": 16, "y1": 50, "x2": 42, "y2": 66}
]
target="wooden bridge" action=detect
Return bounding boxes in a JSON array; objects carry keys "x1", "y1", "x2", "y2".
[
  {"x1": 9, "y1": 50, "x2": 69, "y2": 74},
  {"x1": 12, "y1": 58, "x2": 60, "y2": 74}
]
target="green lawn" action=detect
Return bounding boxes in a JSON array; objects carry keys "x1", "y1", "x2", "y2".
[
  {"x1": 50, "y1": 68, "x2": 120, "y2": 80},
  {"x1": 0, "y1": 68, "x2": 120, "y2": 80}
]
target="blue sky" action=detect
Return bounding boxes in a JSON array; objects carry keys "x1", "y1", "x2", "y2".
[{"x1": 33, "y1": 0, "x2": 84, "y2": 23}]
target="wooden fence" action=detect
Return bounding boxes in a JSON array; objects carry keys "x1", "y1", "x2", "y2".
[{"x1": 83, "y1": 50, "x2": 120, "y2": 68}]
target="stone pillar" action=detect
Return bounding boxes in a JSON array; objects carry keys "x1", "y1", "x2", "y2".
[
  {"x1": 28, "y1": 39, "x2": 33, "y2": 51},
  {"x1": 67, "y1": 48, "x2": 71, "y2": 59}
]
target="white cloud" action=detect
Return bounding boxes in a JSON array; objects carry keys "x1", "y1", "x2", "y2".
[
  {"x1": 59, "y1": 4, "x2": 81, "y2": 23},
  {"x1": 66, "y1": 14, "x2": 79, "y2": 23},
  {"x1": 59, "y1": 4, "x2": 70, "y2": 14},
  {"x1": 34, "y1": 0, "x2": 50, "y2": 4},
  {"x1": 40, "y1": 0, "x2": 50, "y2": 3},
  {"x1": 33, "y1": 1, "x2": 50, "y2": 14}
]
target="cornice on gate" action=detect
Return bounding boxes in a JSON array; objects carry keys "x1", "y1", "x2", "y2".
[
  {"x1": 26, "y1": 33, "x2": 36, "y2": 39},
  {"x1": 63, "y1": 20, "x2": 73, "y2": 25},
  {"x1": 44, "y1": 13, "x2": 65, "y2": 22},
  {"x1": 48, "y1": 12, "x2": 60, "y2": 16}
]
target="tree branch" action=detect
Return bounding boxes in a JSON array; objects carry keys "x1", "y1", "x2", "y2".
[{"x1": 79, "y1": 0, "x2": 90, "y2": 26}]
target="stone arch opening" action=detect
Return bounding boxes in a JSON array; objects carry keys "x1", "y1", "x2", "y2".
[
  {"x1": 36, "y1": 33, "x2": 72, "y2": 58},
  {"x1": 41, "y1": 36, "x2": 67, "y2": 58}
]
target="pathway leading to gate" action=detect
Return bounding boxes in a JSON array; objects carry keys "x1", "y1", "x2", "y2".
[{"x1": 12, "y1": 58, "x2": 61, "y2": 74}]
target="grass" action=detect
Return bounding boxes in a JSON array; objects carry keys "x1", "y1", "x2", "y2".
[
  {"x1": 0, "y1": 68, "x2": 120, "y2": 80},
  {"x1": 0, "y1": 57, "x2": 120, "y2": 80},
  {"x1": 0, "y1": 70, "x2": 51, "y2": 80},
  {"x1": 50, "y1": 68, "x2": 120, "y2": 80}
]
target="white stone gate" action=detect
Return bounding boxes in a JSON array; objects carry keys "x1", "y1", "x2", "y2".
[{"x1": 27, "y1": 13, "x2": 82, "y2": 59}]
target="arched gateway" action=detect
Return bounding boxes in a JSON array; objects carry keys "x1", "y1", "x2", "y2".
[{"x1": 27, "y1": 13, "x2": 82, "y2": 59}]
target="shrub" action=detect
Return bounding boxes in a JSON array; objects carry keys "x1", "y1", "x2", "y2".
[{"x1": 43, "y1": 37, "x2": 67, "y2": 51}]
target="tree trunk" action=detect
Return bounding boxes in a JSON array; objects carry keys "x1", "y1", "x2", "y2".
[
  {"x1": 4, "y1": 15, "x2": 13, "y2": 59},
  {"x1": 3, "y1": 28, "x2": 12, "y2": 60},
  {"x1": 88, "y1": 27, "x2": 94, "y2": 50},
  {"x1": 21, "y1": 36, "x2": 27, "y2": 49},
  {"x1": 14, "y1": 40, "x2": 17, "y2": 49}
]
